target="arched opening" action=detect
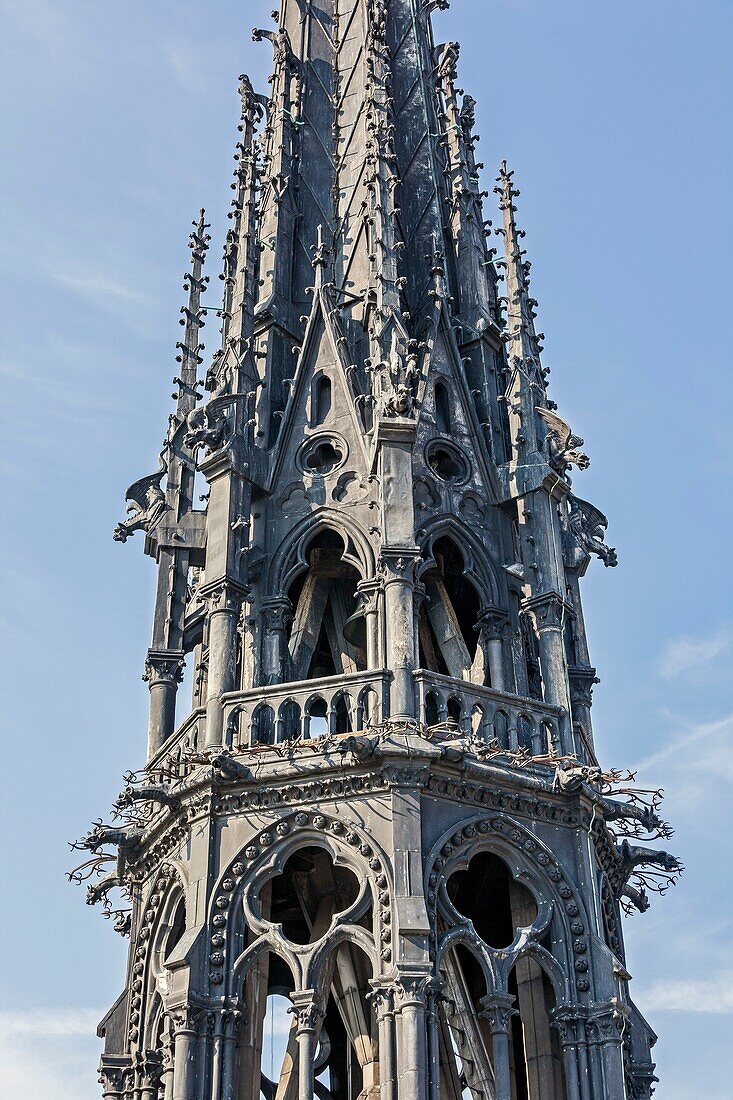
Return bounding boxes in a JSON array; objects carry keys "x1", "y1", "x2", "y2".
[
  {"x1": 278, "y1": 700, "x2": 301, "y2": 742},
  {"x1": 517, "y1": 715, "x2": 534, "y2": 754},
  {"x1": 286, "y1": 530, "x2": 367, "y2": 681},
  {"x1": 435, "y1": 381, "x2": 452, "y2": 434},
  {"x1": 312, "y1": 374, "x2": 333, "y2": 426},
  {"x1": 419, "y1": 537, "x2": 483, "y2": 682},
  {"x1": 331, "y1": 692, "x2": 353, "y2": 735},
  {"x1": 425, "y1": 690, "x2": 443, "y2": 727},
  {"x1": 306, "y1": 695, "x2": 329, "y2": 739},
  {"x1": 494, "y1": 710, "x2": 509, "y2": 750},
  {"x1": 164, "y1": 895, "x2": 186, "y2": 962},
  {"x1": 268, "y1": 846, "x2": 361, "y2": 946},
  {"x1": 438, "y1": 943, "x2": 494, "y2": 1100},
  {"x1": 508, "y1": 961, "x2": 567, "y2": 1100},
  {"x1": 447, "y1": 850, "x2": 538, "y2": 950},
  {"x1": 252, "y1": 704, "x2": 276, "y2": 746}
]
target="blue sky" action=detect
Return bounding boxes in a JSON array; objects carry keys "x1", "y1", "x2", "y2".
[{"x1": 1, "y1": 0, "x2": 731, "y2": 1095}]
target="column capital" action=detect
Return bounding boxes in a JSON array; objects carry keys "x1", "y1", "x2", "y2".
[
  {"x1": 379, "y1": 547, "x2": 421, "y2": 583},
  {"x1": 586, "y1": 1000, "x2": 630, "y2": 1044},
  {"x1": 550, "y1": 1004, "x2": 587, "y2": 1047},
  {"x1": 168, "y1": 1001, "x2": 209, "y2": 1036},
  {"x1": 568, "y1": 665, "x2": 600, "y2": 709},
  {"x1": 479, "y1": 993, "x2": 518, "y2": 1035},
  {"x1": 200, "y1": 579, "x2": 250, "y2": 614},
  {"x1": 98, "y1": 1057, "x2": 130, "y2": 1099},
  {"x1": 143, "y1": 650, "x2": 185, "y2": 686},
  {"x1": 368, "y1": 978, "x2": 396, "y2": 1019},
  {"x1": 522, "y1": 591, "x2": 572, "y2": 632},
  {"x1": 261, "y1": 595, "x2": 294, "y2": 629},
  {"x1": 475, "y1": 606, "x2": 509, "y2": 638},
  {"x1": 393, "y1": 968, "x2": 433, "y2": 1009},
  {"x1": 289, "y1": 990, "x2": 326, "y2": 1034}
]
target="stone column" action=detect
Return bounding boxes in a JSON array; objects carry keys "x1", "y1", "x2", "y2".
[
  {"x1": 550, "y1": 1007, "x2": 586, "y2": 1100},
  {"x1": 160, "y1": 1024, "x2": 175, "y2": 1100},
  {"x1": 138, "y1": 1052, "x2": 163, "y2": 1100},
  {"x1": 261, "y1": 597, "x2": 292, "y2": 685},
  {"x1": 370, "y1": 981, "x2": 397, "y2": 1100},
  {"x1": 98, "y1": 1060, "x2": 128, "y2": 1100},
  {"x1": 394, "y1": 974, "x2": 430, "y2": 1100},
  {"x1": 381, "y1": 551, "x2": 420, "y2": 718},
  {"x1": 202, "y1": 582, "x2": 246, "y2": 750},
  {"x1": 357, "y1": 580, "x2": 382, "y2": 671},
  {"x1": 587, "y1": 1004, "x2": 629, "y2": 1098},
  {"x1": 290, "y1": 992, "x2": 326, "y2": 1100},
  {"x1": 171, "y1": 1006, "x2": 204, "y2": 1100},
  {"x1": 476, "y1": 607, "x2": 508, "y2": 692},
  {"x1": 144, "y1": 651, "x2": 185, "y2": 760},
  {"x1": 480, "y1": 994, "x2": 517, "y2": 1100},
  {"x1": 221, "y1": 1008, "x2": 245, "y2": 1100},
  {"x1": 425, "y1": 979, "x2": 444, "y2": 1100},
  {"x1": 377, "y1": 416, "x2": 419, "y2": 720},
  {"x1": 523, "y1": 593, "x2": 573, "y2": 753}
]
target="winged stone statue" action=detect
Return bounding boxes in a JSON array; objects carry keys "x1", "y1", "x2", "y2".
[
  {"x1": 536, "y1": 406, "x2": 590, "y2": 479},
  {"x1": 568, "y1": 494, "x2": 618, "y2": 568},
  {"x1": 113, "y1": 455, "x2": 169, "y2": 543},
  {"x1": 184, "y1": 392, "x2": 252, "y2": 455}
]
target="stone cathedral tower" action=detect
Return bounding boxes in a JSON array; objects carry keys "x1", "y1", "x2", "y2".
[{"x1": 77, "y1": 3, "x2": 682, "y2": 1099}]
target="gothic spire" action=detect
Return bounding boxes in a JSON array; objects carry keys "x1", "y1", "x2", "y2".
[
  {"x1": 174, "y1": 210, "x2": 209, "y2": 421},
  {"x1": 494, "y1": 161, "x2": 548, "y2": 457}
]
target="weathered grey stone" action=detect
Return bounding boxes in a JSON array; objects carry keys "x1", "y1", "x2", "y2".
[{"x1": 79, "y1": 3, "x2": 679, "y2": 1098}]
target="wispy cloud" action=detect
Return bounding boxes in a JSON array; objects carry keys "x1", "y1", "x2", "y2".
[
  {"x1": 0, "y1": 1007, "x2": 103, "y2": 1037},
  {"x1": 633, "y1": 713, "x2": 733, "y2": 774},
  {"x1": 643, "y1": 972, "x2": 733, "y2": 1014},
  {"x1": 51, "y1": 270, "x2": 147, "y2": 305},
  {"x1": 657, "y1": 628, "x2": 731, "y2": 679},
  {"x1": 0, "y1": 1007, "x2": 102, "y2": 1100}
]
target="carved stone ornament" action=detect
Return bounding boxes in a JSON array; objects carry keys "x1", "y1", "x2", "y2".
[
  {"x1": 536, "y1": 406, "x2": 590, "y2": 480},
  {"x1": 114, "y1": 456, "x2": 169, "y2": 543},
  {"x1": 567, "y1": 494, "x2": 618, "y2": 568}
]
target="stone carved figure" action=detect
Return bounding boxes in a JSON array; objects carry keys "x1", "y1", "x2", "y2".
[
  {"x1": 554, "y1": 763, "x2": 604, "y2": 793},
  {"x1": 384, "y1": 384, "x2": 414, "y2": 418},
  {"x1": 536, "y1": 406, "x2": 590, "y2": 479},
  {"x1": 184, "y1": 391, "x2": 250, "y2": 455},
  {"x1": 616, "y1": 840, "x2": 683, "y2": 881},
  {"x1": 568, "y1": 494, "x2": 618, "y2": 568},
  {"x1": 113, "y1": 456, "x2": 169, "y2": 543}
]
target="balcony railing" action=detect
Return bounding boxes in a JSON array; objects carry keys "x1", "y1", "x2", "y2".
[
  {"x1": 414, "y1": 669, "x2": 564, "y2": 755},
  {"x1": 222, "y1": 669, "x2": 392, "y2": 749},
  {"x1": 149, "y1": 668, "x2": 567, "y2": 768}
]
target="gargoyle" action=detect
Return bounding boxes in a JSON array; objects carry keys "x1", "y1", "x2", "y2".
[
  {"x1": 239, "y1": 73, "x2": 267, "y2": 121},
  {"x1": 113, "y1": 910, "x2": 132, "y2": 936},
  {"x1": 115, "y1": 786, "x2": 181, "y2": 815},
  {"x1": 336, "y1": 736, "x2": 380, "y2": 762},
  {"x1": 384, "y1": 384, "x2": 414, "y2": 419},
  {"x1": 536, "y1": 407, "x2": 590, "y2": 480},
  {"x1": 86, "y1": 871, "x2": 120, "y2": 908},
  {"x1": 184, "y1": 392, "x2": 251, "y2": 455},
  {"x1": 460, "y1": 94, "x2": 477, "y2": 136},
  {"x1": 252, "y1": 27, "x2": 294, "y2": 69},
  {"x1": 622, "y1": 883, "x2": 650, "y2": 914},
  {"x1": 79, "y1": 821, "x2": 142, "y2": 857},
  {"x1": 187, "y1": 751, "x2": 253, "y2": 782},
  {"x1": 113, "y1": 455, "x2": 169, "y2": 543},
  {"x1": 616, "y1": 840, "x2": 683, "y2": 881},
  {"x1": 433, "y1": 41, "x2": 460, "y2": 83},
  {"x1": 554, "y1": 763, "x2": 604, "y2": 794},
  {"x1": 568, "y1": 495, "x2": 618, "y2": 568}
]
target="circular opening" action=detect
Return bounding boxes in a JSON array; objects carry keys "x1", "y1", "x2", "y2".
[
  {"x1": 298, "y1": 435, "x2": 347, "y2": 477},
  {"x1": 426, "y1": 441, "x2": 469, "y2": 483}
]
